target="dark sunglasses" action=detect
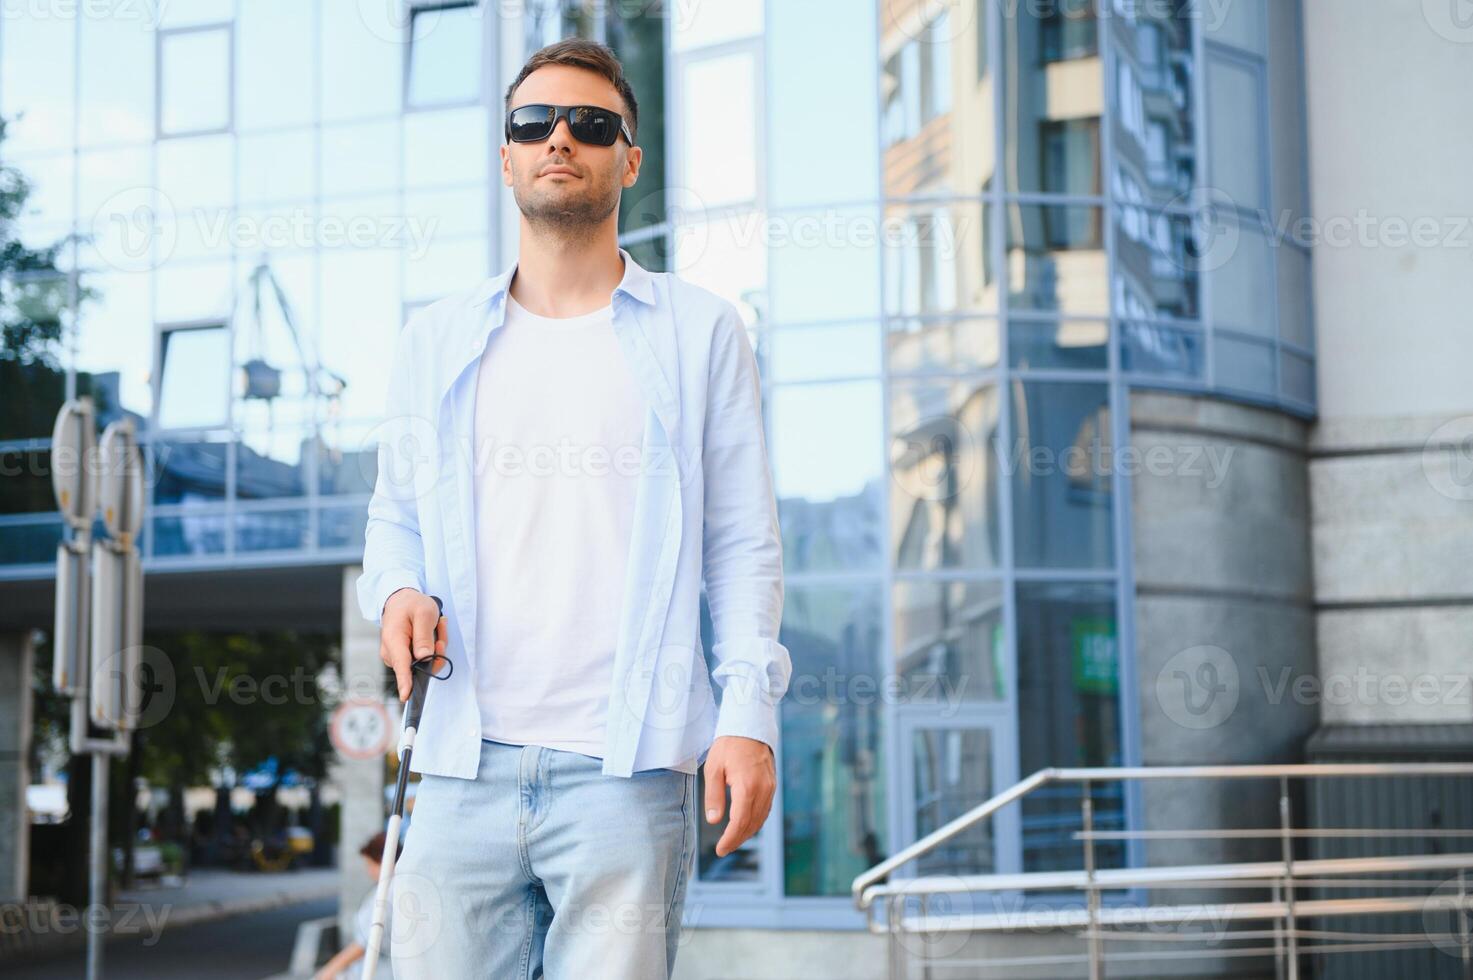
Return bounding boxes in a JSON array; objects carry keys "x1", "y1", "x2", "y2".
[{"x1": 504, "y1": 103, "x2": 634, "y2": 147}]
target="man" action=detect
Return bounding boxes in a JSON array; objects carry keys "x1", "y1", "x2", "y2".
[{"x1": 355, "y1": 38, "x2": 791, "y2": 979}]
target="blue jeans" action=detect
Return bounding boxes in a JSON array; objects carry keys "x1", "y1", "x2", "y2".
[{"x1": 389, "y1": 738, "x2": 696, "y2": 979}]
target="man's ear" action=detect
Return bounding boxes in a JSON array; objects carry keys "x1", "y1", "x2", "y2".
[
  {"x1": 500, "y1": 144, "x2": 514, "y2": 187},
  {"x1": 622, "y1": 144, "x2": 642, "y2": 189}
]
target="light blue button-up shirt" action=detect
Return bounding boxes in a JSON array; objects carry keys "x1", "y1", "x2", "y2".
[{"x1": 356, "y1": 247, "x2": 791, "y2": 779}]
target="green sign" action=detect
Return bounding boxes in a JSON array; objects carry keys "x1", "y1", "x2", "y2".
[{"x1": 1071, "y1": 617, "x2": 1117, "y2": 695}]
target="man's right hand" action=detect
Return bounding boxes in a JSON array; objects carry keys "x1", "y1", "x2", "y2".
[{"x1": 380, "y1": 588, "x2": 448, "y2": 702}]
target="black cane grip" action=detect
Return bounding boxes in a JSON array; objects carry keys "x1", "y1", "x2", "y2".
[
  {"x1": 404, "y1": 662, "x2": 430, "y2": 732},
  {"x1": 403, "y1": 594, "x2": 445, "y2": 732}
]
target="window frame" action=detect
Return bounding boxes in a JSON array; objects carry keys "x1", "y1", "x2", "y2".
[{"x1": 155, "y1": 22, "x2": 236, "y2": 140}]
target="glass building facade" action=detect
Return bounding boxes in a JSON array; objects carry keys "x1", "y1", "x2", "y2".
[{"x1": 0, "y1": 0, "x2": 1310, "y2": 927}]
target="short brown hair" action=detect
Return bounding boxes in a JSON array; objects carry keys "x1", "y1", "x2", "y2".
[{"x1": 504, "y1": 38, "x2": 639, "y2": 143}]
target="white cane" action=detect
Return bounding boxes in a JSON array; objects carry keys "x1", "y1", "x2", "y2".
[{"x1": 363, "y1": 594, "x2": 450, "y2": 980}]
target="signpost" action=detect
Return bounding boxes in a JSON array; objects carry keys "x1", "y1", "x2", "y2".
[{"x1": 51, "y1": 399, "x2": 146, "y2": 980}]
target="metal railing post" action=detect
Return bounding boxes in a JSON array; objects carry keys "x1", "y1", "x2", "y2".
[
  {"x1": 1278, "y1": 775, "x2": 1299, "y2": 980},
  {"x1": 1083, "y1": 778, "x2": 1102, "y2": 980},
  {"x1": 1460, "y1": 868, "x2": 1471, "y2": 980},
  {"x1": 1271, "y1": 881, "x2": 1285, "y2": 980},
  {"x1": 921, "y1": 893, "x2": 933, "y2": 980},
  {"x1": 888, "y1": 893, "x2": 904, "y2": 980}
]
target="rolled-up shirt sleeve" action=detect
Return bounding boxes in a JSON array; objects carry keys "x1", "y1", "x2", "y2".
[
  {"x1": 356, "y1": 312, "x2": 430, "y2": 628},
  {"x1": 701, "y1": 302, "x2": 792, "y2": 754}
]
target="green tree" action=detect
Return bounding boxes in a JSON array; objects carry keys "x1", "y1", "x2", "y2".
[
  {"x1": 137, "y1": 630, "x2": 340, "y2": 838},
  {"x1": 0, "y1": 114, "x2": 93, "y2": 426},
  {"x1": 0, "y1": 112, "x2": 101, "y2": 521}
]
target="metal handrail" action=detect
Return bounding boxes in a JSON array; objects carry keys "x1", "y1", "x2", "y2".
[
  {"x1": 853, "y1": 762, "x2": 1473, "y2": 911},
  {"x1": 852, "y1": 763, "x2": 1473, "y2": 979}
]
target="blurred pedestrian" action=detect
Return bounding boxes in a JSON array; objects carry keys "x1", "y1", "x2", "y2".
[{"x1": 314, "y1": 831, "x2": 399, "y2": 980}]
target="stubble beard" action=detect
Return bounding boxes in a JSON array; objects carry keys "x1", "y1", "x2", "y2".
[{"x1": 514, "y1": 167, "x2": 621, "y2": 238}]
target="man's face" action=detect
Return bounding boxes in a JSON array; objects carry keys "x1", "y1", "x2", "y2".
[{"x1": 501, "y1": 64, "x2": 641, "y2": 230}]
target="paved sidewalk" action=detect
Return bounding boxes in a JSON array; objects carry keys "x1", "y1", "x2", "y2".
[{"x1": 118, "y1": 867, "x2": 338, "y2": 929}]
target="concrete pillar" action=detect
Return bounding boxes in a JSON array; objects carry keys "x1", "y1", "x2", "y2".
[
  {"x1": 337, "y1": 565, "x2": 386, "y2": 939},
  {"x1": 0, "y1": 630, "x2": 35, "y2": 903},
  {"x1": 1129, "y1": 392, "x2": 1319, "y2": 883}
]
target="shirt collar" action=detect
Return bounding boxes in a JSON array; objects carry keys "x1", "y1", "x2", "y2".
[{"x1": 469, "y1": 245, "x2": 657, "y2": 309}]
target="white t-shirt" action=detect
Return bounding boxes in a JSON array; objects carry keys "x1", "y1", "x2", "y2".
[{"x1": 472, "y1": 292, "x2": 697, "y2": 775}]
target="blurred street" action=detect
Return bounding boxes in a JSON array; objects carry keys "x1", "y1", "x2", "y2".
[
  {"x1": 3, "y1": 896, "x2": 335, "y2": 979},
  {"x1": 1, "y1": 870, "x2": 336, "y2": 979}
]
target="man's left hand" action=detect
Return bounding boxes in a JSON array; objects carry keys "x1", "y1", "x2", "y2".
[{"x1": 702, "y1": 735, "x2": 777, "y2": 857}]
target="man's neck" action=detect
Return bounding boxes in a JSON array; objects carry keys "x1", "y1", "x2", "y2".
[{"x1": 509, "y1": 224, "x2": 624, "y2": 318}]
